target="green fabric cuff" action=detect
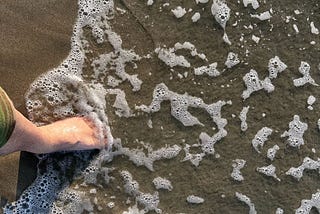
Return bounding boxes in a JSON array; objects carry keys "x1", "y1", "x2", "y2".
[{"x1": 0, "y1": 87, "x2": 15, "y2": 148}]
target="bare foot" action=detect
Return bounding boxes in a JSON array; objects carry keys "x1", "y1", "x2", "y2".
[
  {"x1": 37, "y1": 117, "x2": 107, "y2": 153},
  {"x1": 0, "y1": 109, "x2": 107, "y2": 155}
]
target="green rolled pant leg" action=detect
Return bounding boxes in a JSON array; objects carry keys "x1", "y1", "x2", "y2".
[{"x1": 0, "y1": 87, "x2": 15, "y2": 148}]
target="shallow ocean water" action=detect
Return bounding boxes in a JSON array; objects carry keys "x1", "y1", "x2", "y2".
[{"x1": 4, "y1": 0, "x2": 320, "y2": 213}]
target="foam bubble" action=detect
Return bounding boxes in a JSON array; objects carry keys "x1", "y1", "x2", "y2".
[
  {"x1": 171, "y1": 6, "x2": 187, "y2": 18},
  {"x1": 281, "y1": 115, "x2": 308, "y2": 148},
  {"x1": 242, "y1": 69, "x2": 274, "y2": 100},
  {"x1": 225, "y1": 52, "x2": 240, "y2": 68},
  {"x1": 256, "y1": 164, "x2": 281, "y2": 181},
  {"x1": 286, "y1": 157, "x2": 320, "y2": 180},
  {"x1": 192, "y1": 12, "x2": 201, "y2": 22},
  {"x1": 186, "y1": 195, "x2": 204, "y2": 204},
  {"x1": 152, "y1": 177, "x2": 173, "y2": 191},
  {"x1": 211, "y1": 0, "x2": 230, "y2": 30},
  {"x1": 268, "y1": 56, "x2": 287, "y2": 79},
  {"x1": 231, "y1": 159, "x2": 246, "y2": 181},
  {"x1": 267, "y1": 145, "x2": 279, "y2": 161},
  {"x1": 117, "y1": 140, "x2": 181, "y2": 171},
  {"x1": 239, "y1": 106, "x2": 250, "y2": 131},
  {"x1": 235, "y1": 192, "x2": 257, "y2": 214},
  {"x1": 211, "y1": 0, "x2": 231, "y2": 44},
  {"x1": 120, "y1": 170, "x2": 162, "y2": 213},
  {"x1": 295, "y1": 190, "x2": 320, "y2": 213},
  {"x1": 107, "y1": 89, "x2": 133, "y2": 118},
  {"x1": 194, "y1": 63, "x2": 220, "y2": 77},
  {"x1": 251, "y1": 127, "x2": 273, "y2": 153},
  {"x1": 293, "y1": 61, "x2": 318, "y2": 87},
  {"x1": 243, "y1": 0, "x2": 259, "y2": 9}
]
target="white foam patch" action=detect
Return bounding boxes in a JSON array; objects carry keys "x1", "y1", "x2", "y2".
[
  {"x1": 293, "y1": 61, "x2": 318, "y2": 87},
  {"x1": 191, "y1": 12, "x2": 201, "y2": 22},
  {"x1": 182, "y1": 144, "x2": 206, "y2": 167},
  {"x1": 186, "y1": 195, "x2": 204, "y2": 204},
  {"x1": 276, "y1": 207, "x2": 284, "y2": 214},
  {"x1": 155, "y1": 42, "x2": 206, "y2": 68},
  {"x1": 115, "y1": 139, "x2": 181, "y2": 171},
  {"x1": 152, "y1": 177, "x2": 173, "y2": 191},
  {"x1": 268, "y1": 56, "x2": 287, "y2": 79},
  {"x1": 281, "y1": 115, "x2": 308, "y2": 148},
  {"x1": 251, "y1": 127, "x2": 273, "y2": 153},
  {"x1": 136, "y1": 83, "x2": 229, "y2": 128},
  {"x1": 171, "y1": 6, "x2": 187, "y2": 18},
  {"x1": 250, "y1": 11, "x2": 272, "y2": 21},
  {"x1": 91, "y1": 30, "x2": 142, "y2": 91},
  {"x1": 267, "y1": 145, "x2": 279, "y2": 161},
  {"x1": 8, "y1": 0, "x2": 147, "y2": 212},
  {"x1": 225, "y1": 52, "x2": 240, "y2": 68},
  {"x1": 235, "y1": 192, "x2": 257, "y2": 214},
  {"x1": 242, "y1": 69, "x2": 274, "y2": 100},
  {"x1": 4, "y1": 150, "x2": 111, "y2": 213},
  {"x1": 231, "y1": 159, "x2": 246, "y2": 181},
  {"x1": 120, "y1": 171, "x2": 162, "y2": 213},
  {"x1": 243, "y1": 0, "x2": 260, "y2": 9},
  {"x1": 107, "y1": 89, "x2": 133, "y2": 118},
  {"x1": 310, "y1": 21, "x2": 319, "y2": 35},
  {"x1": 155, "y1": 46, "x2": 191, "y2": 68},
  {"x1": 194, "y1": 62, "x2": 221, "y2": 77},
  {"x1": 239, "y1": 106, "x2": 250, "y2": 131},
  {"x1": 211, "y1": 0, "x2": 231, "y2": 45},
  {"x1": 295, "y1": 190, "x2": 320, "y2": 213},
  {"x1": 256, "y1": 164, "x2": 281, "y2": 181},
  {"x1": 286, "y1": 157, "x2": 320, "y2": 181}
]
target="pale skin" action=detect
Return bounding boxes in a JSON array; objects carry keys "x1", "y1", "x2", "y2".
[{"x1": 0, "y1": 94, "x2": 106, "y2": 156}]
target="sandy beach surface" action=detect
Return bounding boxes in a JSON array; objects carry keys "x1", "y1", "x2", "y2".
[{"x1": 1, "y1": 0, "x2": 320, "y2": 213}]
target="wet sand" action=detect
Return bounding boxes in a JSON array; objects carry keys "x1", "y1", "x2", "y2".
[
  {"x1": 0, "y1": 0, "x2": 77, "y2": 202},
  {"x1": 1, "y1": 0, "x2": 320, "y2": 213}
]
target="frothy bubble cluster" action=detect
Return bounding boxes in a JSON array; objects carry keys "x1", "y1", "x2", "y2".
[
  {"x1": 211, "y1": 0, "x2": 230, "y2": 30},
  {"x1": 116, "y1": 140, "x2": 181, "y2": 171},
  {"x1": 268, "y1": 56, "x2": 287, "y2": 79},
  {"x1": 107, "y1": 89, "x2": 133, "y2": 118},
  {"x1": 256, "y1": 164, "x2": 281, "y2": 181},
  {"x1": 194, "y1": 63, "x2": 220, "y2": 77},
  {"x1": 136, "y1": 83, "x2": 230, "y2": 128},
  {"x1": 235, "y1": 192, "x2": 257, "y2": 214},
  {"x1": 239, "y1": 106, "x2": 250, "y2": 131},
  {"x1": 243, "y1": 0, "x2": 260, "y2": 9},
  {"x1": 186, "y1": 195, "x2": 204, "y2": 204},
  {"x1": 91, "y1": 30, "x2": 142, "y2": 91},
  {"x1": 211, "y1": 0, "x2": 231, "y2": 44},
  {"x1": 120, "y1": 170, "x2": 162, "y2": 213},
  {"x1": 225, "y1": 52, "x2": 240, "y2": 68},
  {"x1": 152, "y1": 177, "x2": 173, "y2": 191},
  {"x1": 267, "y1": 145, "x2": 280, "y2": 161},
  {"x1": 295, "y1": 190, "x2": 320, "y2": 214},
  {"x1": 293, "y1": 61, "x2": 318, "y2": 87},
  {"x1": 286, "y1": 157, "x2": 320, "y2": 181},
  {"x1": 281, "y1": 115, "x2": 308, "y2": 148},
  {"x1": 251, "y1": 127, "x2": 273, "y2": 153},
  {"x1": 242, "y1": 69, "x2": 275, "y2": 100},
  {"x1": 231, "y1": 159, "x2": 246, "y2": 181},
  {"x1": 155, "y1": 42, "x2": 207, "y2": 68}
]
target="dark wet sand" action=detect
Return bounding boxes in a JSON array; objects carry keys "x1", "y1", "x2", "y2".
[
  {"x1": 0, "y1": 0, "x2": 77, "y2": 202},
  {"x1": 1, "y1": 0, "x2": 320, "y2": 213}
]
